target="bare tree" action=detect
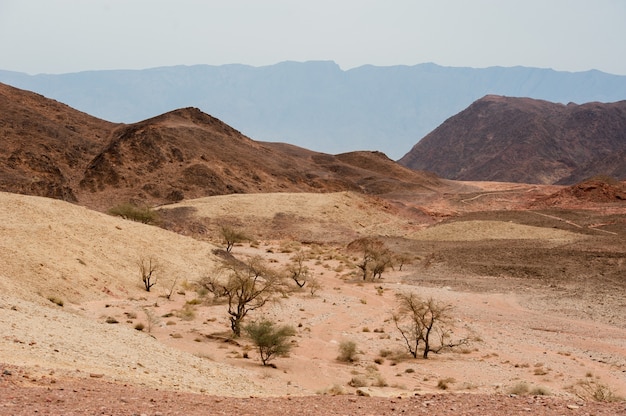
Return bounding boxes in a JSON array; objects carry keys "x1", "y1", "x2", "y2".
[
  {"x1": 164, "y1": 276, "x2": 179, "y2": 300},
  {"x1": 139, "y1": 257, "x2": 158, "y2": 292},
  {"x1": 347, "y1": 237, "x2": 392, "y2": 280},
  {"x1": 286, "y1": 250, "x2": 311, "y2": 288},
  {"x1": 220, "y1": 225, "x2": 249, "y2": 253},
  {"x1": 392, "y1": 292, "x2": 465, "y2": 358},
  {"x1": 203, "y1": 256, "x2": 285, "y2": 337}
]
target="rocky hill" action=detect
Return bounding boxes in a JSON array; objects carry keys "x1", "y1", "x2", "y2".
[
  {"x1": 0, "y1": 83, "x2": 116, "y2": 201},
  {"x1": 0, "y1": 82, "x2": 446, "y2": 211},
  {"x1": 399, "y1": 95, "x2": 626, "y2": 185}
]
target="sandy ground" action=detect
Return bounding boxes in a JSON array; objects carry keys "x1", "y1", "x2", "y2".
[{"x1": 1, "y1": 190, "x2": 625, "y2": 414}]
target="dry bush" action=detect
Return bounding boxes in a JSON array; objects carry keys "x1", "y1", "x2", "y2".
[
  {"x1": 177, "y1": 304, "x2": 196, "y2": 321},
  {"x1": 348, "y1": 376, "x2": 368, "y2": 388},
  {"x1": 307, "y1": 277, "x2": 322, "y2": 296},
  {"x1": 437, "y1": 377, "x2": 456, "y2": 390},
  {"x1": 318, "y1": 384, "x2": 346, "y2": 395},
  {"x1": 508, "y1": 381, "x2": 530, "y2": 395},
  {"x1": 530, "y1": 385, "x2": 551, "y2": 396},
  {"x1": 337, "y1": 340, "x2": 359, "y2": 363},
  {"x1": 570, "y1": 379, "x2": 623, "y2": 402}
]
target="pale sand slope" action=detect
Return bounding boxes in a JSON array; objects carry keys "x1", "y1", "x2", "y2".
[
  {"x1": 0, "y1": 191, "x2": 265, "y2": 396},
  {"x1": 159, "y1": 191, "x2": 424, "y2": 239}
]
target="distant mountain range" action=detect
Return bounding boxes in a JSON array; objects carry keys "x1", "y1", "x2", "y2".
[
  {"x1": 2, "y1": 61, "x2": 626, "y2": 159},
  {"x1": 399, "y1": 95, "x2": 626, "y2": 185}
]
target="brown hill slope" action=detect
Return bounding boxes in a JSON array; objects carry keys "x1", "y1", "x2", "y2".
[
  {"x1": 0, "y1": 83, "x2": 448, "y2": 211},
  {"x1": 0, "y1": 83, "x2": 116, "y2": 201},
  {"x1": 398, "y1": 95, "x2": 626, "y2": 185}
]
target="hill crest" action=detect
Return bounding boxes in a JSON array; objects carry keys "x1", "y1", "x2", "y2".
[{"x1": 399, "y1": 95, "x2": 626, "y2": 184}]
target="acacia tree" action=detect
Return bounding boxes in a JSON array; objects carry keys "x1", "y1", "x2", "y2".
[
  {"x1": 244, "y1": 319, "x2": 296, "y2": 366},
  {"x1": 220, "y1": 225, "x2": 249, "y2": 253},
  {"x1": 392, "y1": 292, "x2": 464, "y2": 358},
  {"x1": 347, "y1": 237, "x2": 392, "y2": 280},
  {"x1": 203, "y1": 256, "x2": 285, "y2": 337},
  {"x1": 394, "y1": 253, "x2": 414, "y2": 271}
]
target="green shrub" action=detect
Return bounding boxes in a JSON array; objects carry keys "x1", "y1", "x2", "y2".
[
  {"x1": 108, "y1": 203, "x2": 159, "y2": 224},
  {"x1": 244, "y1": 319, "x2": 296, "y2": 366}
]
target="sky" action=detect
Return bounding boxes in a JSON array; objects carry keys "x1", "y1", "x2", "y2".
[{"x1": 1, "y1": 0, "x2": 625, "y2": 75}]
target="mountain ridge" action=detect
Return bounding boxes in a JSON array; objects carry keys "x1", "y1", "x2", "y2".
[
  {"x1": 0, "y1": 82, "x2": 450, "y2": 211},
  {"x1": 2, "y1": 61, "x2": 626, "y2": 159}
]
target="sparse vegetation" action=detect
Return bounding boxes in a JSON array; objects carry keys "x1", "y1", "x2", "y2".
[
  {"x1": 307, "y1": 276, "x2": 322, "y2": 296},
  {"x1": 142, "y1": 307, "x2": 159, "y2": 333},
  {"x1": 347, "y1": 237, "x2": 392, "y2": 280},
  {"x1": 176, "y1": 303, "x2": 196, "y2": 321},
  {"x1": 139, "y1": 257, "x2": 158, "y2": 292},
  {"x1": 508, "y1": 381, "x2": 530, "y2": 395},
  {"x1": 348, "y1": 376, "x2": 368, "y2": 388},
  {"x1": 437, "y1": 377, "x2": 456, "y2": 390},
  {"x1": 530, "y1": 385, "x2": 551, "y2": 396},
  {"x1": 394, "y1": 253, "x2": 413, "y2": 271},
  {"x1": 392, "y1": 292, "x2": 466, "y2": 359},
  {"x1": 286, "y1": 250, "x2": 311, "y2": 288},
  {"x1": 244, "y1": 319, "x2": 296, "y2": 366},
  {"x1": 108, "y1": 203, "x2": 159, "y2": 224},
  {"x1": 164, "y1": 276, "x2": 179, "y2": 300},
  {"x1": 220, "y1": 225, "x2": 249, "y2": 253},
  {"x1": 337, "y1": 340, "x2": 359, "y2": 363},
  {"x1": 571, "y1": 379, "x2": 623, "y2": 402},
  {"x1": 202, "y1": 256, "x2": 286, "y2": 336}
]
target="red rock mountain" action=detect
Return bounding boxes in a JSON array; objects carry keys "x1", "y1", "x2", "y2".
[
  {"x1": 0, "y1": 82, "x2": 443, "y2": 210},
  {"x1": 398, "y1": 95, "x2": 626, "y2": 185}
]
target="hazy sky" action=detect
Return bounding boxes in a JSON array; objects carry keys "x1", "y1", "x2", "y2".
[{"x1": 1, "y1": 0, "x2": 625, "y2": 75}]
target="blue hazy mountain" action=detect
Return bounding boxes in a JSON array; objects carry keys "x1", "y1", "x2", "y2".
[{"x1": 2, "y1": 61, "x2": 625, "y2": 159}]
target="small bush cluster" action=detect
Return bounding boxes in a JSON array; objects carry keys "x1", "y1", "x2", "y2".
[{"x1": 108, "y1": 203, "x2": 159, "y2": 224}]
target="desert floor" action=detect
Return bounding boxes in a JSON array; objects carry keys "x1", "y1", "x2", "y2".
[{"x1": 1, "y1": 187, "x2": 625, "y2": 414}]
